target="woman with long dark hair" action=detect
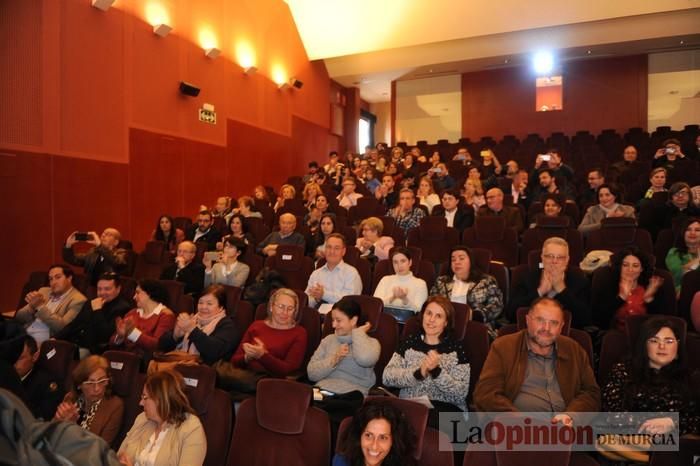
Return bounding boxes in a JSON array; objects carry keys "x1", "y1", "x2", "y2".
[
  {"x1": 150, "y1": 215, "x2": 185, "y2": 255},
  {"x1": 666, "y1": 217, "x2": 700, "y2": 293}
]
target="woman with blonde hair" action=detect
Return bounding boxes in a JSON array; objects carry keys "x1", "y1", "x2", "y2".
[
  {"x1": 356, "y1": 217, "x2": 394, "y2": 261},
  {"x1": 462, "y1": 177, "x2": 485, "y2": 211},
  {"x1": 118, "y1": 369, "x2": 206, "y2": 466},
  {"x1": 302, "y1": 182, "x2": 323, "y2": 209},
  {"x1": 416, "y1": 176, "x2": 440, "y2": 214},
  {"x1": 54, "y1": 355, "x2": 124, "y2": 446},
  {"x1": 273, "y1": 184, "x2": 296, "y2": 212}
]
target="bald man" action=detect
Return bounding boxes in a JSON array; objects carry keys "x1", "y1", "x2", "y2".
[
  {"x1": 160, "y1": 241, "x2": 205, "y2": 295},
  {"x1": 477, "y1": 187, "x2": 525, "y2": 233},
  {"x1": 63, "y1": 227, "x2": 128, "y2": 285},
  {"x1": 257, "y1": 213, "x2": 306, "y2": 257}
]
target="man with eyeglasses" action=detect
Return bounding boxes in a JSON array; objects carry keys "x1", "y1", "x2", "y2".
[
  {"x1": 14, "y1": 335, "x2": 65, "y2": 421},
  {"x1": 659, "y1": 182, "x2": 700, "y2": 231},
  {"x1": 160, "y1": 241, "x2": 205, "y2": 296},
  {"x1": 305, "y1": 233, "x2": 362, "y2": 309},
  {"x1": 506, "y1": 237, "x2": 591, "y2": 328},
  {"x1": 473, "y1": 296, "x2": 600, "y2": 426},
  {"x1": 577, "y1": 168, "x2": 605, "y2": 209},
  {"x1": 478, "y1": 187, "x2": 525, "y2": 234}
]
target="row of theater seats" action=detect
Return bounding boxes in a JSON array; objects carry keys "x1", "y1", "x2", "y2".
[{"x1": 34, "y1": 297, "x2": 700, "y2": 466}]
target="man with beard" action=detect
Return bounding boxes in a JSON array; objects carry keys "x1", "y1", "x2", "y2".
[{"x1": 473, "y1": 297, "x2": 600, "y2": 416}]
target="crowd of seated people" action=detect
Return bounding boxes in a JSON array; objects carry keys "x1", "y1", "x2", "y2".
[{"x1": 3, "y1": 129, "x2": 700, "y2": 465}]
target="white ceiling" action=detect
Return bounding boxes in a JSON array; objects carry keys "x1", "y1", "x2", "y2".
[{"x1": 285, "y1": 2, "x2": 700, "y2": 102}]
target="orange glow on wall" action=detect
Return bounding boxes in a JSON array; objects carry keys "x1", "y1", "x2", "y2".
[
  {"x1": 144, "y1": 2, "x2": 170, "y2": 27},
  {"x1": 198, "y1": 28, "x2": 218, "y2": 51},
  {"x1": 271, "y1": 64, "x2": 288, "y2": 86},
  {"x1": 235, "y1": 41, "x2": 256, "y2": 69}
]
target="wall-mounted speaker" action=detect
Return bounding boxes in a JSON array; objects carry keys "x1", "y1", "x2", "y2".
[
  {"x1": 290, "y1": 78, "x2": 303, "y2": 89},
  {"x1": 179, "y1": 81, "x2": 200, "y2": 97}
]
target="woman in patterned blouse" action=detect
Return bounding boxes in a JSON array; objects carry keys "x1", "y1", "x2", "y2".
[
  {"x1": 602, "y1": 316, "x2": 700, "y2": 439},
  {"x1": 382, "y1": 296, "x2": 470, "y2": 428}
]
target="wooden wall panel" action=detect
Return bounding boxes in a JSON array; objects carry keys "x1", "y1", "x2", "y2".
[{"x1": 461, "y1": 55, "x2": 648, "y2": 141}]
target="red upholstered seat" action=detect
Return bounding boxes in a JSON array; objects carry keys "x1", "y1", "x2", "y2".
[
  {"x1": 264, "y1": 244, "x2": 314, "y2": 290},
  {"x1": 227, "y1": 379, "x2": 330, "y2": 466},
  {"x1": 462, "y1": 216, "x2": 518, "y2": 267},
  {"x1": 407, "y1": 219, "x2": 460, "y2": 265}
]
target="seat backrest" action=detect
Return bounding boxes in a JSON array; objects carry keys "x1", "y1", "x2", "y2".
[
  {"x1": 175, "y1": 364, "x2": 233, "y2": 466},
  {"x1": 231, "y1": 300, "x2": 254, "y2": 335},
  {"x1": 17, "y1": 270, "x2": 49, "y2": 308},
  {"x1": 222, "y1": 285, "x2": 242, "y2": 315},
  {"x1": 598, "y1": 329, "x2": 629, "y2": 385},
  {"x1": 36, "y1": 339, "x2": 77, "y2": 386},
  {"x1": 103, "y1": 350, "x2": 145, "y2": 447},
  {"x1": 158, "y1": 279, "x2": 184, "y2": 310},
  {"x1": 678, "y1": 269, "x2": 700, "y2": 324},
  {"x1": 264, "y1": 244, "x2": 314, "y2": 290},
  {"x1": 142, "y1": 240, "x2": 167, "y2": 264},
  {"x1": 462, "y1": 224, "x2": 519, "y2": 267},
  {"x1": 407, "y1": 224, "x2": 460, "y2": 265},
  {"x1": 227, "y1": 379, "x2": 330, "y2": 466}
]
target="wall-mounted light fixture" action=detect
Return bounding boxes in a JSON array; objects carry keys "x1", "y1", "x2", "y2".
[
  {"x1": 91, "y1": 0, "x2": 115, "y2": 11},
  {"x1": 243, "y1": 66, "x2": 258, "y2": 75},
  {"x1": 153, "y1": 23, "x2": 172, "y2": 37},
  {"x1": 204, "y1": 47, "x2": 221, "y2": 59}
]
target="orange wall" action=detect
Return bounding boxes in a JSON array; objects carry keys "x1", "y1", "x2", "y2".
[
  {"x1": 461, "y1": 55, "x2": 648, "y2": 140},
  {"x1": 0, "y1": 0, "x2": 339, "y2": 310}
]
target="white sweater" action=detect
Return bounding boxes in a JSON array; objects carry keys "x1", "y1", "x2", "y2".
[{"x1": 373, "y1": 273, "x2": 428, "y2": 313}]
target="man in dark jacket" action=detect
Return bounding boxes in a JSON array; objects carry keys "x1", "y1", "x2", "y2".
[
  {"x1": 186, "y1": 210, "x2": 222, "y2": 251},
  {"x1": 63, "y1": 228, "x2": 128, "y2": 286},
  {"x1": 160, "y1": 241, "x2": 205, "y2": 296}
]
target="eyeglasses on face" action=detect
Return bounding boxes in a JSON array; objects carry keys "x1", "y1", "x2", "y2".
[
  {"x1": 647, "y1": 337, "x2": 678, "y2": 346},
  {"x1": 542, "y1": 253, "x2": 567, "y2": 261},
  {"x1": 273, "y1": 303, "x2": 296, "y2": 313},
  {"x1": 81, "y1": 378, "x2": 109, "y2": 388}
]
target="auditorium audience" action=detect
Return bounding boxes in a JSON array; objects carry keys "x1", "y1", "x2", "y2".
[
  {"x1": 150, "y1": 215, "x2": 185, "y2": 255},
  {"x1": 224, "y1": 288, "x2": 307, "y2": 381},
  {"x1": 218, "y1": 213, "x2": 254, "y2": 247},
  {"x1": 56, "y1": 272, "x2": 131, "y2": 354},
  {"x1": 660, "y1": 182, "x2": 700, "y2": 229},
  {"x1": 431, "y1": 163, "x2": 456, "y2": 192},
  {"x1": 389, "y1": 189, "x2": 425, "y2": 236},
  {"x1": 333, "y1": 399, "x2": 417, "y2": 466},
  {"x1": 591, "y1": 246, "x2": 665, "y2": 330},
  {"x1": 577, "y1": 168, "x2": 606, "y2": 208},
  {"x1": 433, "y1": 189, "x2": 474, "y2": 233},
  {"x1": 257, "y1": 213, "x2": 306, "y2": 257},
  {"x1": 15, "y1": 335, "x2": 64, "y2": 421},
  {"x1": 273, "y1": 184, "x2": 296, "y2": 212},
  {"x1": 666, "y1": 217, "x2": 700, "y2": 293},
  {"x1": 431, "y1": 246, "x2": 503, "y2": 331},
  {"x1": 477, "y1": 187, "x2": 525, "y2": 233},
  {"x1": 159, "y1": 241, "x2": 205, "y2": 296},
  {"x1": 110, "y1": 280, "x2": 175, "y2": 358},
  {"x1": 337, "y1": 177, "x2": 363, "y2": 209},
  {"x1": 578, "y1": 184, "x2": 635, "y2": 235},
  {"x1": 159, "y1": 285, "x2": 239, "y2": 365},
  {"x1": 461, "y1": 177, "x2": 485, "y2": 211},
  {"x1": 54, "y1": 355, "x2": 124, "y2": 446},
  {"x1": 306, "y1": 234, "x2": 362, "y2": 308},
  {"x1": 602, "y1": 316, "x2": 700, "y2": 443},
  {"x1": 374, "y1": 173, "x2": 398, "y2": 209},
  {"x1": 531, "y1": 168, "x2": 574, "y2": 201},
  {"x1": 383, "y1": 296, "x2": 470, "y2": 425},
  {"x1": 529, "y1": 193, "x2": 567, "y2": 228},
  {"x1": 356, "y1": 217, "x2": 394, "y2": 261},
  {"x1": 473, "y1": 297, "x2": 600, "y2": 413},
  {"x1": 235, "y1": 195, "x2": 263, "y2": 218},
  {"x1": 307, "y1": 297, "x2": 380, "y2": 395},
  {"x1": 506, "y1": 237, "x2": 591, "y2": 328},
  {"x1": 14, "y1": 264, "x2": 87, "y2": 346},
  {"x1": 307, "y1": 213, "x2": 337, "y2": 259},
  {"x1": 643, "y1": 167, "x2": 668, "y2": 199},
  {"x1": 253, "y1": 185, "x2": 272, "y2": 206},
  {"x1": 118, "y1": 369, "x2": 206, "y2": 466},
  {"x1": 610, "y1": 144, "x2": 642, "y2": 176},
  {"x1": 652, "y1": 138, "x2": 695, "y2": 180},
  {"x1": 63, "y1": 228, "x2": 128, "y2": 285},
  {"x1": 207, "y1": 196, "x2": 233, "y2": 224},
  {"x1": 302, "y1": 182, "x2": 323, "y2": 209},
  {"x1": 185, "y1": 210, "x2": 221, "y2": 252},
  {"x1": 204, "y1": 237, "x2": 250, "y2": 288},
  {"x1": 416, "y1": 176, "x2": 440, "y2": 214},
  {"x1": 373, "y1": 247, "x2": 428, "y2": 323},
  {"x1": 508, "y1": 169, "x2": 530, "y2": 208}
]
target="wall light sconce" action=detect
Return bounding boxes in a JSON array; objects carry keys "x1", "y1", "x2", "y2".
[
  {"x1": 91, "y1": 0, "x2": 115, "y2": 11},
  {"x1": 277, "y1": 82, "x2": 290, "y2": 90},
  {"x1": 153, "y1": 23, "x2": 172, "y2": 37},
  {"x1": 243, "y1": 65, "x2": 258, "y2": 75},
  {"x1": 204, "y1": 47, "x2": 220, "y2": 59}
]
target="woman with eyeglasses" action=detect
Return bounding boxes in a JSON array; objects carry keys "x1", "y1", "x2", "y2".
[
  {"x1": 666, "y1": 217, "x2": 700, "y2": 294},
  {"x1": 118, "y1": 369, "x2": 206, "y2": 466},
  {"x1": 229, "y1": 288, "x2": 307, "y2": 378},
  {"x1": 600, "y1": 316, "x2": 700, "y2": 462},
  {"x1": 592, "y1": 246, "x2": 665, "y2": 331},
  {"x1": 54, "y1": 355, "x2": 124, "y2": 447}
]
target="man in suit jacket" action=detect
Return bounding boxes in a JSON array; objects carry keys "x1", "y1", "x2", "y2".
[
  {"x1": 432, "y1": 189, "x2": 474, "y2": 233},
  {"x1": 15, "y1": 335, "x2": 64, "y2": 421},
  {"x1": 160, "y1": 241, "x2": 205, "y2": 296},
  {"x1": 478, "y1": 187, "x2": 525, "y2": 234},
  {"x1": 63, "y1": 228, "x2": 128, "y2": 286},
  {"x1": 186, "y1": 210, "x2": 221, "y2": 251},
  {"x1": 505, "y1": 170, "x2": 530, "y2": 210},
  {"x1": 14, "y1": 264, "x2": 87, "y2": 346}
]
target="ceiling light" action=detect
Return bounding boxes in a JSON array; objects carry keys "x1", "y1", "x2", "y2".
[
  {"x1": 153, "y1": 23, "x2": 172, "y2": 37},
  {"x1": 204, "y1": 47, "x2": 220, "y2": 59}
]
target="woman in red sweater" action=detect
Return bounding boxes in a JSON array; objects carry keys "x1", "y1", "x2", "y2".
[
  {"x1": 231, "y1": 288, "x2": 307, "y2": 377},
  {"x1": 110, "y1": 279, "x2": 175, "y2": 358}
]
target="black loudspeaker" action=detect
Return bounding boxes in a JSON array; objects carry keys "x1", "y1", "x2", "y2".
[
  {"x1": 290, "y1": 78, "x2": 303, "y2": 89},
  {"x1": 179, "y1": 81, "x2": 200, "y2": 97}
]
